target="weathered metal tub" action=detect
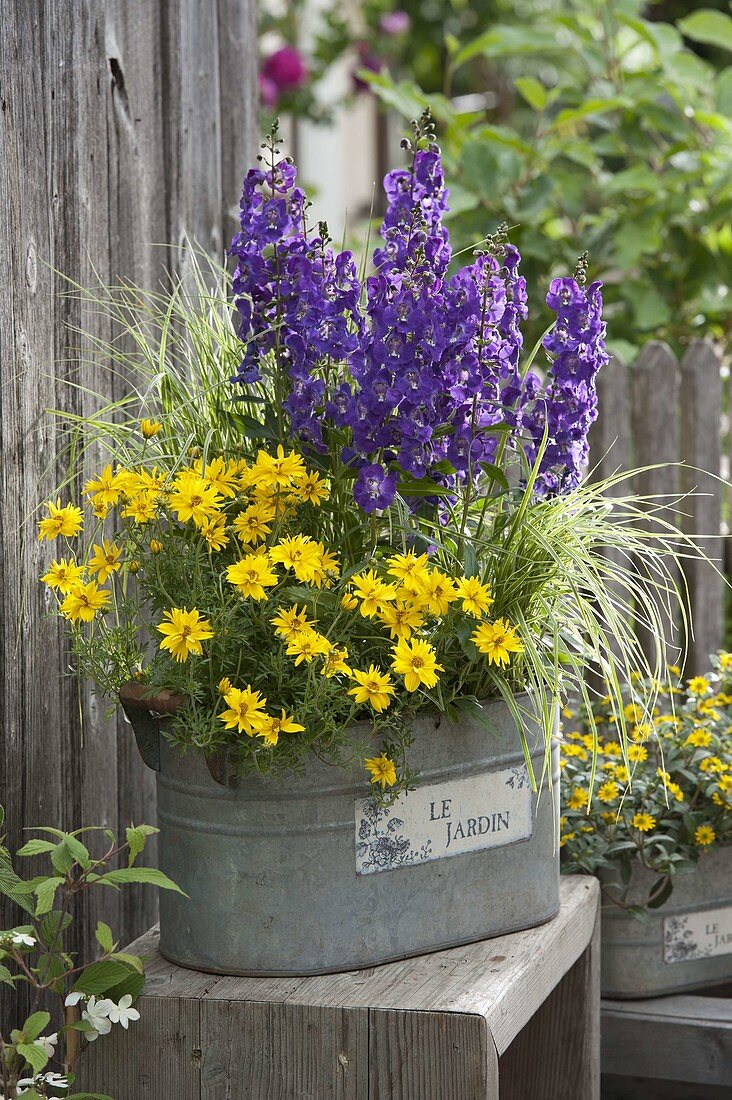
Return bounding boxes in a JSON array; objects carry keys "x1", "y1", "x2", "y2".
[
  {"x1": 600, "y1": 845, "x2": 732, "y2": 998},
  {"x1": 121, "y1": 687, "x2": 560, "y2": 976}
]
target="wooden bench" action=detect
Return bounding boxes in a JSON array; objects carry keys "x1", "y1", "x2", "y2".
[
  {"x1": 602, "y1": 985, "x2": 732, "y2": 1099},
  {"x1": 80, "y1": 875, "x2": 599, "y2": 1099}
]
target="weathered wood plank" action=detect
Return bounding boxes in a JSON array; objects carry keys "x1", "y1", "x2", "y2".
[
  {"x1": 588, "y1": 354, "x2": 631, "y2": 486},
  {"x1": 678, "y1": 339, "x2": 724, "y2": 674}
]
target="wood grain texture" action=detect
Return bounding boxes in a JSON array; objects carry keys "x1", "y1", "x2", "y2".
[
  {"x1": 0, "y1": 0, "x2": 256, "y2": 1031},
  {"x1": 588, "y1": 355, "x2": 631, "y2": 484},
  {"x1": 678, "y1": 339, "x2": 724, "y2": 674}
]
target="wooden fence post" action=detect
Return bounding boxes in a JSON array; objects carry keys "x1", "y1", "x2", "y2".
[{"x1": 0, "y1": 0, "x2": 257, "y2": 1026}]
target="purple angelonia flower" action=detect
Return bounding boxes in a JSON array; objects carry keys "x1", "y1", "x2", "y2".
[{"x1": 353, "y1": 464, "x2": 397, "y2": 513}]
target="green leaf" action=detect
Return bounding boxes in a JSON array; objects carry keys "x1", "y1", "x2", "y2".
[
  {"x1": 34, "y1": 877, "x2": 64, "y2": 916},
  {"x1": 16, "y1": 839, "x2": 57, "y2": 857},
  {"x1": 72, "y1": 958, "x2": 138, "y2": 996},
  {"x1": 125, "y1": 824, "x2": 158, "y2": 868},
  {"x1": 95, "y1": 921, "x2": 115, "y2": 954},
  {"x1": 63, "y1": 835, "x2": 91, "y2": 868},
  {"x1": 111, "y1": 951, "x2": 144, "y2": 974},
  {"x1": 66, "y1": 1092, "x2": 115, "y2": 1099},
  {"x1": 99, "y1": 866, "x2": 186, "y2": 893},
  {"x1": 39, "y1": 909, "x2": 73, "y2": 948},
  {"x1": 549, "y1": 96, "x2": 629, "y2": 131},
  {"x1": 21, "y1": 1010, "x2": 51, "y2": 1042},
  {"x1": 16, "y1": 1041, "x2": 48, "y2": 1073},
  {"x1": 515, "y1": 76, "x2": 548, "y2": 112},
  {"x1": 678, "y1": 9, "x2": 732, "y2": 53},
  {"x1": 0, "y1": 845, "x2": 36, "y2": 915},
  {"x1": 647, "y1": 876, "x2": 674, "y2": 910},
  {"x1": 716, "y1": 68, "x2": 732, "y2": 116},
  {"x1": 50, "y1": 843, "x2": 74, "y2": 876},
  {"x1": 453, "y1": 25, "x2": 562, "y2": 69}
]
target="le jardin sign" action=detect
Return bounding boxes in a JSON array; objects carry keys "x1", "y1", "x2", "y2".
[
  {"x1": 664, "y1": 904, "x2": 732, "y2": 964},
  {"x1": 355, "y1": 764, "x2": 534, "y2": 875}
]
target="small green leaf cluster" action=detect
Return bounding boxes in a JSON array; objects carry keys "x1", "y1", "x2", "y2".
[{"x1": 0, "y1": 806, "x2": 180, "y2": 1099}]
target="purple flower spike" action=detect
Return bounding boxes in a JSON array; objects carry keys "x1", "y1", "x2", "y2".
[{"x1": 353, "y1": 464, "x2": 397, "y2": 513}]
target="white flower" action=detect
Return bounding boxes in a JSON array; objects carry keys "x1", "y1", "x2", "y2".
[
  {"x1": 106, "y1": 993, "x2": 141, "y2": 1029},
  {"x1": 35, "y1": 1031, "x2": 58, "y2": 1057},
  {"x1": 64, "y1": 990, "x2": 86, "y2": 1007},
  {"x1": 17, "y1": 1071, "x2": 69, "y2": 1089},
  {"x1": 9, "y1": 932, "x2": 36, "y2": 948},
  {"x1": 82, "y1": 995, "x2": 114, "y2": 1040}
]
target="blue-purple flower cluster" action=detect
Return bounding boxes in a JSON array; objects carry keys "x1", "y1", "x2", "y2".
[{"x1": 229, "y1": 138, "x2": 608, "y2": 510}]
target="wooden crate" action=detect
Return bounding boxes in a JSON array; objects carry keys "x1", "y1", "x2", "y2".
[{"x1": 79, "y1": 876, "x2": 599, "y2": 1099}]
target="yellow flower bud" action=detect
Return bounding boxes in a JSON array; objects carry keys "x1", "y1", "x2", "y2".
[{"x1": 149, "y1": 540, "x2": 163, "y2": 554}]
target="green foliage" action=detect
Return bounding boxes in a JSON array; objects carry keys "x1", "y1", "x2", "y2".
[
  {"x1": 364, "y1": 0, "x2": 732, "y2": 355},
  {"x1": 0, "y1": 813, "x2": 166, "y2": 1099}
]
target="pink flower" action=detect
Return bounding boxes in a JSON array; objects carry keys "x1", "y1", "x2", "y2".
[
  {"x1": 262, "y1": 46, "x2": 308, "y2": 91},
  {"x1": 379, "y1": 11, "x2": 410, "y2": 35},
  {"x1": 259, "y1": 72, "x2": 279, "y2": 109}
]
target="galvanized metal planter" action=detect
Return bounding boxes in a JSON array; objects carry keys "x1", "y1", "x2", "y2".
[
  {"x1": 121, "y1": 686, "x2": 560, "y2": 976},
  {"x1": 600, "y1": 844, "x2": 732, "y2": 998}
]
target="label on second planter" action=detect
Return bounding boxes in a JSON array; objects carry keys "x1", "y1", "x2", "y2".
[
  {"x1": 354, "y1": 764, "x2": 533, "y2": 875},
  {"x1": 663, "y1": 905, "x2": 732, "y2": 964}
]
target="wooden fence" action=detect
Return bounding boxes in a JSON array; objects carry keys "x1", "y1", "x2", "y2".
[
  {"x1": 0, "y1": 0, "x2": 257, "y2": 1026},
  {"x1": 588, "y1": 338, "x2": 727, "y2": 677}
]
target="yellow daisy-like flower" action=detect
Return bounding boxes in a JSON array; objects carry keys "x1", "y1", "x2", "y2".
[
  {"x1": 700, "y1": 756, "x2": 725, "y2": 774},
  {"x1": 597, "y1": 781, "x2": 620, "y2": 803},
  {"x1": 627, "y1": 743, "x2": 648, "y2": 762},
  {"x1": 471, "y1": 618, "x2": 523, "y2": 667},
  {"x1": 351, "y1": 570, "x2": 397, "y2": 618},
  {"x1": 632, "y1": 811, "x2": 656, "y2": 833},
  {"x1": 285, "y1": 629, "x2": 331, "y2": 666},
  {"x1": 198, "y1": 457, "x2": 240, "y2": 499},
  {"x1": 121, "y1": 494, "x2": 158, "y2": 525},
  {"x1": 624, "y1": 703, "x2": 644, "y2": 724},
  {"x1": 87, "y1": 540, "x2": 123, "y2": 584},
  {"x1": 602, "y1": 741, "x2": 623, "y2": 757},
  {"x1": 694, "y1": 823, "x2": 716, "y2": 846},
  {"x1": 157, "y1": 607, "x2": 213, "y2": 663},
  {"x1": 385, "y1": 550, "x2": 430, "y2": 592},
  {"x1": 378, "y1": 602, "x2": 424, "y2": 640},
  {"x1": 140, "y1": 418, "x2": 162, "y2": 438},
  {"x1": 232, "y1": 502, "x2": 275, "y2": 545},
  {"x1": 218, "y1": 677, "x2": 233, "y2": 695},
  {"x1": 83, "y1": 465, "x2": 127, "y2": 509},
  {"x1": 455, "y1": 576, "x2": 494, "y2": 617},
  {"x1": 271, "y1": 605, "x2": 313, "y2": 642},
  {"x1": 169, "y1": 472, "x2": 223, "y2": 527},
  {"x1": 218, "y1": 685, "x2": 268, "y2": 735},
  {"x1": 226, "y1": 553, "x2": 278, "y2": 600},
  {"x1": 688, "y1": 676, "x2": 711, "y2": 696},
  {"x1": 391, "y1": 637, "x2": 444, "y2": 692},
  {"x1": 199, "y1": 513, "x2": 229, "y2": 552},
  {"x1": 717, "y1": 774, "x2": 732, "y2": 793},
  {"x1": 341, "y1": 592, "x2": 359, "y2": 611},
  {"x1": 251, "y1": 446, "x2": 306, "y2": 490},
  {"x1": 41, "y1": 557, "x2": 85, "y2": 594},
  {"x1": 269, "y1": 535, "x2": 323, "y2": 583},
  {"x1": 718, "y1": 651, "x2": 732, "y2": 670},
  {"x1": 258, "y1": 709, "x2": 305, "y2": 747},
  {"x1": 60, "y1": 582, "x2": 111, "y2": 624},
  {"x1": 562, "y1": 744, "x2": 589, "y2": 761},
  {"x1": 320, "y1": 643, "x2": 351, "y2": 679},
  {"x1": 310, "y1": 549, "x2": 341, "y2": 589},
  {"x1": 417, "y1": 570, "x2": 458, "y2": 617},
  {"x1": 365, "y1": 753, "x2": 397, "y2": 789},
  {"x1": 567, "y1": 787, "x2": 589, "y2": 810},
  {"x1": 348, "y1": 665, "x2": 395, "y2": 713},
  {"x1": 667, "y1": 782, "x2": 685, "y2": 803},
  {"x1": 294, "y1": 472, "x2": 329, "y2": 506},
  {"x1": 559, "y1": 831, "x2": 577, "y2": 848},
  {"x1": 37, "y1": 499, "x2": 84, "y2": 541},
  {"x1": 631, "y1": 723, "x2": 652, "y2": 742}
]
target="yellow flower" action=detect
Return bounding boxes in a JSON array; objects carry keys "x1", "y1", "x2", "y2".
[
  {"x1": 559, "y1": 832, "x2": 577, "y2": 848},
  {"x1": 597, "y1": 781, "x2": 620, "y2": 803},
  {"x1": 83, "y1": 465, "x2": 127, "y2": 509},
  {"x1": 694, "y1": 824, "x2": 715, "y2": 846},
  {"x1": 199, "y1": 457, "x2": 240, "y2": 499},
  {"x1": 128, "y1": 560, "x2": 140, "y2": 573},
  {"x1": 391, "y1": 638, "x2": 444, "y2": 692},
  {"x1": 232, "y1": 502, "x2": 275, "y2": 545},
  {"x1": 320, "y1": 643, "x2": 351, "y2": 678},
  {"x1": 717, "y1": 774, "x2": 732, "y2": 793},
  {"x1": 351, "y1": 570, "x2": 397, "y2": 617},
  {"x1": 41, "y1": 557, "x2": 85, "y2": 594},
  {"x1": 632, "y1": 811, "x2": 656, "y2": 832},
  {"x1": 157, "y1": 607, "x2": 213, "y2": 662},
  {"x1": 471, "y1": 618, "x2": 523, "y2": 667},
  {"x1": 562, "y1": 744, "x2": 588, "y2": 760},
  {"x1": 631, "y1": 723, "x2": 652, "y2": 742},
  {"x1": 140, "y1": 418, "x2": 162, "y2": 438},
  {"x1": 417, "y1": 570, "x2": 458, "y2": 617},
  {"x1": 295, "y1": 471, "x2": 329, "y2": 505},
  {"x1": 269, "y1": 535, "x2": 323, "y2": 583},
  {"x1": 365, "y1": 753, "x2": 397, "y2": 789},
  {"x1": 310, "y1": 549, "x2": 340, "y2": 589},
  {"x1": 568, "y1": 787, "x2": 589, "y2": 810},
  {"x1": 378, "y1": 602, "x2": 424, "y2": 640},
  {"x1": 199, "y1": 513, "x2": 229, "y2": 552},
  {"x1": 667, "y1": 782, "x2": 685, "y2": 803},
  {"x1": 386, "y1": 550, "x2": 430, "y2": 592},
  {"x1": 613, "y1": 765, "x2": 631, "y2": 785},
  {"x1": 624, "y1": 703, "x2": 644, "y2": 724},
  {"x1": 271, "y1": 604, "x2": 312, "y2": 641},
  {"x1": 700, "y1": 756, "x2": 725, "y2": 774},
  {"x1": 628, "y1": 744, "x2": 648, "y2": 762},
  {"x1": 218, "y1": 677, "x2": 233, "y2": 695},
  {"x1": 285, "y1": 629, "x2": 330, "y2": 666},
  {"x1": 60, "y1": 582, "x2": 111, "y2": 624},
  {"x1": 226, "y1": 553, "x2": 278, "y2": 600},
  {"x1": 341, "y1": 592, "x2": 359, "y2": 611},
  {"x1": 122, "y1": 494, "x2": 157, "y2": 524},
  {"x1": 685, "y1": 728, "x2": 712, "y2": 748},
  {"x1": 602, "y1": 741, "x2": 622, "y2": 757},
  {"x1": 719, "y1": 651, "x2": 732, "y2": 670},
  {"x1": 258, "y1": 709, "x2": 305, "y2": 746},
  {"x1": 348, "y1": 666, "x2": 395, "y2": 712},
  {"x1": 218, "y1": 685, "x2": 268, "y2": 735},
  {"x1": 688, "y1": 676, "x2": 711, "y2": 696},
  {"x1": 455, "y1": 576, "x2": 494, "y2": 617},
  {"x1": 169, "y1": 472, "x2": 223, "y2": 526},
  {"x1": 87, "y1": 540, "x2": 123, "y2": 584},
  {"x1": 601, "y1": 811, "x2": 616, "y2": 824},
  {"x1": 251, "y1": 445, "x2": 306, "y2": 490},
  {"x1": 37, "y1": 499, "x2": 84, "y2": 541},
  {"x1": 149, "y1": 540, "x2": 164, "y2": 554}
]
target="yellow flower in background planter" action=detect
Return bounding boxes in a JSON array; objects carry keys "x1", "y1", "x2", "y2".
[
  {"x1": 378, "y1": 602, "x2": 424, "y2": 640},
  {"x1": 41, "y1": 557, "x2": 85, "y2": 594},
  {"x1": 285, "y1": 630, "x2": 330, "y2": 666},
  {"x1": 37, "y1": 499, "x2": 84, "y2": 541},
  {"x1": 169, "y1": 472, "x2": 223, "y2": 526},
  {"x1": 455, "y1": 576, "x2": 494, "y2": 617},
  {"x1": 365, "y1": 753, "x2": 397, "y2": 789},
  {"x1": 258, "y1": 709, "x2": 305, "y2": 746},
  {"x1": 627, "y1": 743, "x2": 648, "y2": 761},
  {"x1": 351, "y1": 570, "x2": 397, "y2": 617},
  {"x1": 688, "y1": 676, "x2": 711, "y2": 696},
  {"x1": 632, "y1": 812, "x2": 656, "y2": 832},
  {"x1": 391, "y1": 638, "x2": 444, "y2": 692},
  {"x1": 140, "y1": 417, "x2": 162, "y2": 438},
  {"x1": 226, "y1": 553, "x2": 278, "y2": 600},
  {"x1": 233, "y1": 502, "x2": 275, "y2": 544},
  {"x1": 60, "y1": 581, "x2": 111, "y2": 623},
  {"x1": 270, "y1": 535, "x2": 324, "y2": 583},
  {"x1": 597, "y1": 781, "x2": 620, "y2": 803},
  {"x1": 88, "y1": 539, "x2": 123, "y2": 584},
  {"x1": 219, "y1": 685, "x2": 268, "y2": 735},
  {"x1": 568, "y1": 787, "x2": 589, "y2": 810},
  {"x1": 348, "y1": 666, "x2": 394, "y2": 712},
  {"x1": 694, "y1": 824, "x2": 716, "y2": 846},
  {"x1": 471, "y1": 618, "x2": 523, "y2": 667},
  {"x1": 157, "y1": 607, "x2": 213, "y2": 662}
]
